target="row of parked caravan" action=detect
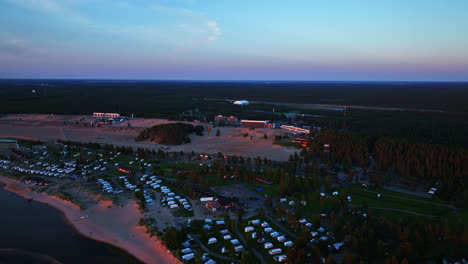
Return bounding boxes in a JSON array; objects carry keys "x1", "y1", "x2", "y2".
[
  {"x1": 141, "y1": 174, "x2": 163, "y2": 190},
  {"x1": 245, "y1": 219, "x2": 288, "y2": 262},
  {"x1": 204, "y1": 220, "x2": 245, "y2": 255},
  {"x1": 0, "y1": 160, "x2": 11, "y2": 170},
  {"x1": 161, "y1": 190, "x2": 192, "y2": 210},
  {"x1": 180, "y1": 233, "x2": 216, "y2": 264},
  {"x1": 118, "y1": 176, "x2": 136, "y2": 191},
  {"x1": 142, "y1": 190, "x2": 155, "y2": 205},
  {"x1": 142, "y1": 175, "x2": 192, "y2": 210},
  {"x1": 2, "y1": 159, "x2": 78, "y2": 178},
  {"x1": 97, "y1": 178, "x2": 123, "y2": 194},
  {"x1": 129, "y1": 157, "x2": 152, "y2": 168},
  {"x1": 10, "y1": 165, "x2": 65, "y2": 178}
]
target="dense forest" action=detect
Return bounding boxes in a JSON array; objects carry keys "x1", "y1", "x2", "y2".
[
  {"x1": 135, "y1": 123, "x2": 204, "y2": 145},
  {"x1": 374, "y1": 137, "x2": 468, "y2": 206},
  {"x1": 1, "y1": 80, "x2": 468, "y2": 148},
  {"x1": 1, "y1": 80, "x2": 467, "y2": 112},
  {"x1": 305, "y1": 130, "x2": 468, "y2": 206}
]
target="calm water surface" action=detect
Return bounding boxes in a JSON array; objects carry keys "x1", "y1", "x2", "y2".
[{"x1": 0, "y1": 187, "x2": 141, "y2": 264}]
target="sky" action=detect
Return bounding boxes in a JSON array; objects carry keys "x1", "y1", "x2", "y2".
[{"x1": 0, "y1": 0, "x2": 467, "y2": 81}]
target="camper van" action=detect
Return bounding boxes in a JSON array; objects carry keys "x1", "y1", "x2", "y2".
[
  {"x1": 264, "y1": 242, "x2": 273, "y2": 249},
  {"x1": 270, "y1": 232, "x2": 280, "y2": 238},
  {"x1": 181, "y1": 248, "x2": 192, "y2": 255},
  {"x1": 234, "y1": 246, "x2": 244, "y2": 252},
  {"x1": 181, "y1": 253, "x2": 194, "y2": 261},
  {"x1": 268, "y1": 248, "x2": 282, "y2": 255},
  {"x1": 284, "y1": 241, "x2": 293, "y2": 247},
  {"x1": 249, "y1": 219, "x2": 261, "y2": 225},
  {"x1": 273, "y1": 255, "x2": 287, "y2": 262}
]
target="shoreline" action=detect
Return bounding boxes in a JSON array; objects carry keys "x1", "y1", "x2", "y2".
[{"x1": 0, "y1": 175, "x2": 180, "y2": 264}]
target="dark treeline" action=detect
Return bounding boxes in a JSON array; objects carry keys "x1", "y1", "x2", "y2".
[
  {"x1": 135, "y1": 123, "x2": 204, "y2": 144},
  {"x1": 56, "y1": 139, "x2": 134, "y2": 154},
  {"x1": 2, "y1": 80, "x2": 468, "y2": 148},
  {"x1": 342, "y1": 212, "x2": 467, "y2": 263},
  {"x1": 305, "y1": 130, "x2": 468, "y2": 205},
  {"x1": 307, "y1": 130, "x2": 371, "y2": 168},
  {"x1": 374, "y1": 138, "x2": 468, "y2": 206},
  {"x1": 1, "y1": 80, "x2": 467, "y2": 112}
]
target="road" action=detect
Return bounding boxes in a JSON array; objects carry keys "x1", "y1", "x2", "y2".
[
  {"x1": 192, "y1": 235, "x2": 240, "y2": 263},
  {"x1": 233, "y1": 219, "x2": 266, "y2": 264}
]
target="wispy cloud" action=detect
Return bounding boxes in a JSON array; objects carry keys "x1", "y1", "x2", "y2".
[
  {"x1": 151, "y1": 3, "x2": 221, "y2": 41},
  {"x1": 0, "y1": 39, "x2": 26, "y2": 55},
  {"x1": 5, "y1": 0, "x2": 221, "y2": 51},
  {"x1": 207, "y1": 21, "x2": 221, "y2": 41},
  {"x1": 7, "y1": 0, "x2": 91, "y2": 25}
]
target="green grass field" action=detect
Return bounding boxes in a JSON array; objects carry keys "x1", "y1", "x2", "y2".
[
  {"x1": 350, "y1": 184, "x2": 450, "y2": 205},
  {"x1": 344, "y1": 187, "x2": 453, "y2": 216}
]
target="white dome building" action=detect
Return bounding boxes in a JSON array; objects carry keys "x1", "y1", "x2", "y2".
[{"x1": 233, "y1": 100, "x2": 249, "y2": 105}]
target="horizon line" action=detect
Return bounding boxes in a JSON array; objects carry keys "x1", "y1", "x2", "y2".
[{"x1": 1, "y1": 78, "x2": 468, "y2": 84}]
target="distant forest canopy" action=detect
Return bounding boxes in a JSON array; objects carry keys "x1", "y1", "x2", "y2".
[
  {"x1": 307, "y1": 130, "x2": 468, "y2": 206},
  {"x1": 1, "y1": 80, "x2": 467, "y2": 111},
  {"x1": 135, "y1": 123, "x2": 204, "y2": 145},
  {"x1": 1, "y1": 80, "x2": 468, "y2": 148}
]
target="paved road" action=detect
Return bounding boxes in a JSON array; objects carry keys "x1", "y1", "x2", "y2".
[{"x1": 192, "y1": 235, "x2": 240, "y2": 263}]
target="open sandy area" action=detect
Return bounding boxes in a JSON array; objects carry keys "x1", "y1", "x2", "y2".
[
  {"x1": 0, "y1": 114, "x2": 297, "y2": 161},
  {"x1": 0, "y1": 175, "x2": 180, "y2": 264}
]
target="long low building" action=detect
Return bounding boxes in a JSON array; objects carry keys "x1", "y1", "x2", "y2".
[
  {"x1": 280, "y1": 125, "x2": 310, "y2": 134},
  {"x1": 93, "y1": 112, "x2": 120, "y2": 118},
  {"x1": 233, "y1": 100, "x2": 249, "y2": 105},
  {"x1": 215, "y1": 115, "x2": 239, "y2": 126},
  {"x1": 241, "y1": 120, "x2": 267, "y2": 128}
]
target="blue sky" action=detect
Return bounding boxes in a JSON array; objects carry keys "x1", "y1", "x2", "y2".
[{"x1": 0, "y1": 0, "x2": 467, "y2": 81}]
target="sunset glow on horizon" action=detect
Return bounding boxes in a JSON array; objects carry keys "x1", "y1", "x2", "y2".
[{"x1": 1, "y1": 0, "x2": 467, "y2": 81}]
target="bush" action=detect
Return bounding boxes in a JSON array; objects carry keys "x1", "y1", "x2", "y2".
[{"x1": 135, "y1": 123, "x2": 202, "y2": 144}]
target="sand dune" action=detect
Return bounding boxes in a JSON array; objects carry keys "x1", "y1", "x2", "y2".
[{"x1": 0, "y1": 114, "x2": 297, "y2": 161}]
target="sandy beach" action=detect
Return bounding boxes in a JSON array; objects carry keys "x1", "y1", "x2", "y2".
[
  {"x1": 0, "y1": 114, "x2": 297, "y2": 161},
  {"x1": 0, "y1": 175, "x2": 180, "y2": 264}
]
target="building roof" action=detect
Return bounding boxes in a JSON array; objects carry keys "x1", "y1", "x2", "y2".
[
  {"x1": 241, "y1": 120, "x2": 267, "y2": 123},
  {"x1": 233, "y1": 100, "x2": 249, "y2": 105},
  {"x1": 206, "y1": 201, "x2": 221, "y2": 209}
]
